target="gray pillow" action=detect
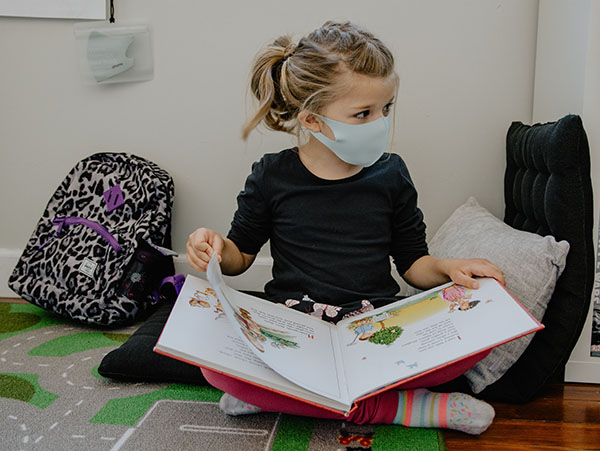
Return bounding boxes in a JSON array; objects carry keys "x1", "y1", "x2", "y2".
[{"x1": 427, "y1": 197, "x2": 570, "y2": 393}]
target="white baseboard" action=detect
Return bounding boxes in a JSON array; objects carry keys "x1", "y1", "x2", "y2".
[
  {"x1": 0, "y1": 249, "x2": 21, "y2": 298},
  {"x1": 565, "y1": 360, "x2": 600, "y2": 384}
]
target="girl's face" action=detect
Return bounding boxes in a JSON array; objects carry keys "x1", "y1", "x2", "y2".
[{"x1": 317, "y1": 72, "x2": 397, "y2": 140}]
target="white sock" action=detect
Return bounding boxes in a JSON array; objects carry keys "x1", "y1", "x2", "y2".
[
  {"x1": 445, "y1": 392, "x2": 495, "y2": 435},
  {"x1": 219, "y1": 393, "x2": 262, "y2": 416}
]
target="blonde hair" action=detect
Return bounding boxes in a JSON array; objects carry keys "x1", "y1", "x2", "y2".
[{"x1": 242, "y1": 21, "x2": 396, "y2": 140}]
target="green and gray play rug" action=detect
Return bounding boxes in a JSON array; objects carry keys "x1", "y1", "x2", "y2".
[{"x1": 0, "y1": 301, "x2": 445, "y2": 450}]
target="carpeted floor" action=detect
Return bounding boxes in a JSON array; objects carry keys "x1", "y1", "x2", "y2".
[{"x1": 0, "y1": 301, "x2": 446, "y2": 450}]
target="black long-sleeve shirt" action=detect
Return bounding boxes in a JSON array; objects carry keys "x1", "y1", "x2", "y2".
[{"x1": 227, "y1": 148, "x2": 429, "y2": 306}]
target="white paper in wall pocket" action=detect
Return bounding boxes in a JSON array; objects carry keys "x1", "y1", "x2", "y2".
[{"x1": 74, "y1": 21, "x2": 153, "y2": 84}]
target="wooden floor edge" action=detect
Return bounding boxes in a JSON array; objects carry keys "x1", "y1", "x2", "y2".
[{"x1": 0, "y1": 297, "x2": 27, "y2": 303}]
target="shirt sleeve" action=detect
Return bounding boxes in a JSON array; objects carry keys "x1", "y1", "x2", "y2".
[
  {"x1": 390, "y1": 159, "x2": 429, "y2": 275},
  {"x1": 227, "y1": 158, "x2": 271, "y2": 255}
]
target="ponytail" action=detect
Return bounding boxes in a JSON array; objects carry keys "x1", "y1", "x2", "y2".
[{"x1": 242, "y1": 36, "x2": 298, "y2": 140}]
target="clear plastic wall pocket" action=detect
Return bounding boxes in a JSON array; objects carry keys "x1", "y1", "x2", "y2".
[{"x1": 74, "y1": 21, "x2": 153, "y2": 84}]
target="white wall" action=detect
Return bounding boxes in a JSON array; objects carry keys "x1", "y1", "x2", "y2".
[
  {"x1": 532, "y1": 0, "x2": 590, "y2": 122},
  {"x1": 532, "y1": 0, "x2": 600, "y2": 384},
  {"x1": 0, "y1": 0, "x2": 539, "y2": 293}
]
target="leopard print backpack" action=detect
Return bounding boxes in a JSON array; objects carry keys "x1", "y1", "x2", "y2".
[{"x1": 8, "y1": 153, "x2": 175, "y2": 326}]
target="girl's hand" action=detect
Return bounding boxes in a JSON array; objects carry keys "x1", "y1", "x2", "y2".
[
  {"x1": 186, "y1": 228, "x2": 224, "y2": 272},
  {"x1": 441, "y1": 258, "x2": 505, "y2": 289}
]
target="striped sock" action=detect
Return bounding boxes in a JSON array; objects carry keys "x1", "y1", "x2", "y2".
[{"x1": 392, "y1": 389, "x2": 495, "y2": 435}]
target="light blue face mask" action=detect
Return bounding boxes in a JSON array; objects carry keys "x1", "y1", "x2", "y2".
[
  {"x1": 309, "y1": 113, "x2": 391, "y2": 167},
  {"x1": 87, "y1": 31, "x2": 135, "y2": 83}
]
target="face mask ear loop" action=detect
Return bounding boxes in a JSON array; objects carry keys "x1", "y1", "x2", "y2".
[
  {"x1": 313, "y1": 113, "x2": 336, "y2": 142},
  {"x1": 109, "y1": 0, "x2": 115, "y2": 23}
]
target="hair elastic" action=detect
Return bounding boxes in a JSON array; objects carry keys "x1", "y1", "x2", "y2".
[{"x1": 283, "y1": 43, "x2": 297, "y2": 60}]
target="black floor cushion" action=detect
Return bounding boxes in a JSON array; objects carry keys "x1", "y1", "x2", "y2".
[
  {"x1": 98, "y1": 301, "x2": 207, "y2": 384},
  {"x1": 436, "y1": 114, "x2": 594, "y2": 403}
]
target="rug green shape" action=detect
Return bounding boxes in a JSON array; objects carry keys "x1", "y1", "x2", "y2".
[
  {"x1": 92, "y1": 364, "x2": 103, "y2": 379},
  {"x1": 372, "y1": 424, "x2": 446, "y2": 451},
  {"x1": 0, "y1": 373, "x2": 59, "y2": 409},
  {"x1": 29, "y1": 332, "x2": 130, "y2": 357},
  {"x1": 0, "y1": 303, "x2": 63, "y2": 341},
  {"x1": 271, "y1": 415, "x2": 314, "y2": 451},
  {"x1": 0, "y1": 303, "x2": 40, "y2": 333},
  {"x1": 91, "y1": 383, "x2": 223, "y2": 426}
]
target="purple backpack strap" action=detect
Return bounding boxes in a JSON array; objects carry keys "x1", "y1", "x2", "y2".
[
  {"x1": 161, "y1": 274, "x2": 186, "y2": 295},
  {"x1": 154, "y1": 273, "x2": 186, "y2": 303}
]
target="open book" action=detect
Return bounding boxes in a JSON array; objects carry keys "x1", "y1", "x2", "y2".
[{"x1": 155, "y1": 256, "x2": 543, "y2": 414}]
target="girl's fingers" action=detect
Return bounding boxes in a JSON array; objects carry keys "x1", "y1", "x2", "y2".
[
  {"x1": 471, "y1": 260, "x2": 506, "y2": 286},
  {"x1": 450, "y1": 259, "x2": 505, "y2": 289},
  {"x1": 186, "y1": 251, "x2": 206, "y2": 272},
  {"x1": 453, "y1": 272, "x2": 479, "y2": 290},
  {"x1": 191, "y1": 238, "x2": 216, "y2": 259},
  {"x1": 201, "y1": 243, "x2": 222, "y2": 264},
  {"x1": 186, "y1": 241, "x2": 211, "y2": 271},
  {"x1": 211, "y1": 235, "x2": 224, "y2": 260},
  {"x1": 489, "y1": 267, "x2": 506, "y2": 286},
  {"x1": 189, "y1": 230, "x2": 223, "y2": 262}
]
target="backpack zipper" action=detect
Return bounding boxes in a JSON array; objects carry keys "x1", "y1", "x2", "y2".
[{"x1": 52, "y1": 217, "x2": 122, "y2": 251}]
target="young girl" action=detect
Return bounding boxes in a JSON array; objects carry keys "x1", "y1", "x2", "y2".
[{"x1": 187, "y1": 20, "x2": 505, "y2": 435}]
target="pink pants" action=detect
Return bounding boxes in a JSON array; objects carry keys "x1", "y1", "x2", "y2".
[{"x1": 202, "y1": 349, "x2": 489, "y2": 424}]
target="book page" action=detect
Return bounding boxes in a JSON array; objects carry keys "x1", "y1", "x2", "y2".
[
  {"x1": 155, "y1": 275, "x2": 279, "y2": 378},
  {"x1": 206, "y1": 256, "x2": 349, "y2": 404},
  {"x1": 155, "y1": 275, "x2": 352, "y2": 412},
  {"x1": 336, "y1": 278, "x2": 542, "y2": 400}
]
